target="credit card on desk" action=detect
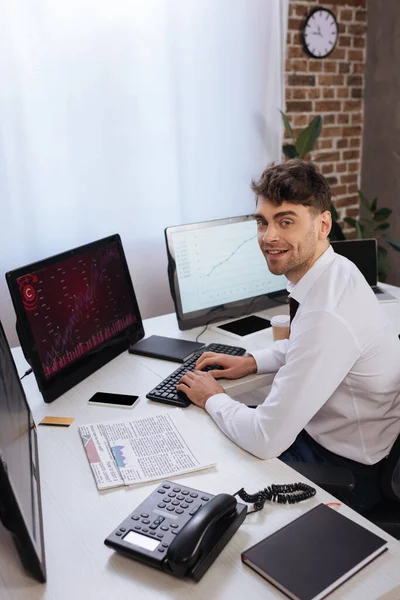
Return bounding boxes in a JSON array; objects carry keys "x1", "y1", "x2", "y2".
[{"x1": 128, "y1": 335, "x2": 205, "y2": 363}]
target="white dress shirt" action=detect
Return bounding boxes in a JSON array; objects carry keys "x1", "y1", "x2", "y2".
[{"x1": 206, "y1": 245, "x2": 400, "y2": 464}]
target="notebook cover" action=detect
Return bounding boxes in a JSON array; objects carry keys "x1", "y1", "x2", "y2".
[
  {"x1": 129, "y1": 335, "x2": 205, "y2": 363},
  {"x1": 241, "y1": 503, "x2": 388, "y2": 600}
]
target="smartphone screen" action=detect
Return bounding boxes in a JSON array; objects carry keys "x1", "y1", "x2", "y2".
[
  {"x1": 88, "y1": 392, "x2": 139, "y2": 407},
  {"x1": 217, "y1": 315, "x2": 271, "y2": 336}
]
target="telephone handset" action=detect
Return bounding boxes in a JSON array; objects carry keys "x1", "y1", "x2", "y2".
[
  {"x1": 104, "y1": 481, "x2": 247, "y2": 581},
  {"x1": 167, "y1": 493, "x2": 239, "y2": 579}
]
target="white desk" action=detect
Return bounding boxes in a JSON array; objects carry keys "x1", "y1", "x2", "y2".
[{"x1": 1, "y1": 285, "x2": 400, "y2": 600}]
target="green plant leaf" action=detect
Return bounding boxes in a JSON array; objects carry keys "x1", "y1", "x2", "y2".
[
  {"x1": 377, "y1": 268, "x2": 388, "y2": 283},
  {"x1": 329, "y1": 220, "x2": 346, "y2": 241},
  {"x1": 373, "y1": 207, "x2": 392, "y2": 222},
  {"x1": 377, "y1": 254, "x2": 390, "y2": 282},
  {"x1": 282, "y1": 144, "x2": 298, "y2": 159},
  {"x1": 385, "y1": 238, "x2": 400, "y2": 252},
  {"x1": 343, "y1": 216, "x2": 357, "y2": 228},
  {"x1": 279, "y1": 110, "x2": 294, "y2": 140},
  {"x1": 358, "y1": 190, "x2": 370, "y2": 211},
  {"x1": 295, "y1": 116, "x2": 322, "y2": 158},
  {"x1": 370, "y1": 197, "x2": 377, "y2": 213},
  {"x1": 330, "y1": 202, "x2": 338, "y2": 221},
  {"x1": 314, "y1": 153, "x2": 336, "y2": 162},
  {"x1": 355, "y1": 221, "x2": 363, "y2": 239},
  {"x1": 377, "y1": 244, "x2": 387, "y2": 259},
  {"x1": 375, "y1": 222, "x2": 390, "y2": 231}
]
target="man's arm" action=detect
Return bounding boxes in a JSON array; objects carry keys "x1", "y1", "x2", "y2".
[
  {"x1": 195, "y1": 338, "x2": 290, "y2": 379},
  {"x1": 205, "y1": 312, "x2": 361, "y2": 459}
]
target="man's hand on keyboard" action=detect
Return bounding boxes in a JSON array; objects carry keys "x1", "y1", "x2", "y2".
[
  {"x1": 176, "y1": 371, "x2": 225, "y2": 409},
  {"x1": 195, "y1": 352, "x2": 257, "y2": 380}
]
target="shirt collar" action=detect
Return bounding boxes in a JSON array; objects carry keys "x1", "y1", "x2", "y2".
[{"x1": 286, "y1": 245, "x2": 335, "y2": 304}]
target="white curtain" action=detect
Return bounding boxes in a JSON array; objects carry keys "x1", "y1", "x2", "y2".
[{"x1": 0, "y1": 0, "x2": 288, "y2": 345}]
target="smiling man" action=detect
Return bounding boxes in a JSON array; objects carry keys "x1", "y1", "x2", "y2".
[{"x1": 176, "y1": 159, "x2": 400, "y2": 514}]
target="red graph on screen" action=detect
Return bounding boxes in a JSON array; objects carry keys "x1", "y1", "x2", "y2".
[{"x1": 18, "y1": 242, "x2": 137, "y2": 379}]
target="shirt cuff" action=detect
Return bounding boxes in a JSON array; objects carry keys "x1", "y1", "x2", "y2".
[
  {"x1": 250, "y1": 346, "x2": 284, "y2": 373},
  {"x1": 205, "y1": 393, "x2": 235, "y2": 416}
]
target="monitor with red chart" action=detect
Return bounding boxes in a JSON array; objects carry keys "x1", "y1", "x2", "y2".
[{"x1": 6, "y1": 234, "x2": 144, "y2": 403}]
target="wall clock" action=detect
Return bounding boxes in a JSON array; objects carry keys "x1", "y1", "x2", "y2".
[{"x1": 301, "y1": 8, "x2": 338, "y2": 59}]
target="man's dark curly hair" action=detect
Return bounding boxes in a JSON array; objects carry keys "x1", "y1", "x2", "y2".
[{"x1": 251, "y1": 159, "x2": 331, "y2": 214}]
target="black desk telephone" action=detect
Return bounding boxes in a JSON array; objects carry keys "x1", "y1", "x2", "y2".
[{"x1": 104, "y1": 481, "x2": 247, "y2": 581}]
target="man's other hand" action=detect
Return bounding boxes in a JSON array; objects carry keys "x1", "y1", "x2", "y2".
[
  {"x1": 176, "y1": 371, "x2": 225, "y2": 409},
  {"x1": 195, "y1": 352, "x2": 257, "y2": 380}
]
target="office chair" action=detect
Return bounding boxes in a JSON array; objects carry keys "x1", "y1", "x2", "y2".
[{"x1": 290, "y1": 433, "x2": 400, "y2": 540}]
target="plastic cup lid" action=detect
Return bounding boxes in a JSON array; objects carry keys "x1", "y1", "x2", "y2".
[{"x1": 270, "y1": 314, "x2": 290, "y2": 327}]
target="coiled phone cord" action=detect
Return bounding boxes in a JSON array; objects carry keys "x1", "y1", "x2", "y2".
[{"x1": 234, "y1": 483, "x2": 316, "y2": 514}]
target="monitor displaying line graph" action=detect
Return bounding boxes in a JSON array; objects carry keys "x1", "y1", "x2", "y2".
[{"x1": 165, "y1": 215, "x2": 287, "y2": 330}]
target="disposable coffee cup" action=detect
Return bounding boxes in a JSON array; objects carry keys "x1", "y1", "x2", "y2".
[{"x1": 270, "y1": 314, "x2": 290, "y2": 341}]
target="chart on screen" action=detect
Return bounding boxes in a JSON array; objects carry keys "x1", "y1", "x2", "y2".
[{"x1": 172, "y1": 220, "x2": 286, "y2": 313}]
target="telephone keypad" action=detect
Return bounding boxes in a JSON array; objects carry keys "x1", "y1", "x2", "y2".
[{"x1": 105, "y1": 480, "x2": 216, "y2": 566}]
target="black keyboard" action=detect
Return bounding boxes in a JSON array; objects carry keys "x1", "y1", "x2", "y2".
[{"x1": 146, "y1": 342, "x2": 246, "y2": 407}]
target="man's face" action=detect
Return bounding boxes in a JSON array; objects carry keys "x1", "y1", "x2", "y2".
[{"x1": 255, "y1": 197, "x2": 331, "y2": 284}]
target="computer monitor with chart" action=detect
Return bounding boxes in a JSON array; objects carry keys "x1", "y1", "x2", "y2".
[
  {"x1": 165, "y1": 215, "x2": 287, "y2": 330},
  {"x1": 6, "y1": 234, "x2": 145, "y2": 403}
]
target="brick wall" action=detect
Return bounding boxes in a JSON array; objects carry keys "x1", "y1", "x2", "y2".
[{"x1": 285, "y1": 0, "x2": 367, "y2": 233}]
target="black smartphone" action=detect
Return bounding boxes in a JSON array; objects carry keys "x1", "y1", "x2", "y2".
[
  {"x1": 88, "y1": 392, "x2": 140, "y2": 408},
  {"x1": 217, "y1": 315, "x2": 271, "y2": 336}
]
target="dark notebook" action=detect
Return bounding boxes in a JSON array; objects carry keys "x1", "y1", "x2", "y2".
[
  {"x1": 241, "y1": 503, "x2": 388, "y2": 600},
  {"x1": 128, "y1": 335, "x2": 205, "y2": 363}
]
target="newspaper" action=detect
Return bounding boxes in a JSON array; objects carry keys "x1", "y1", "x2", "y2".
[{"x1": 78, "y1": 409, "x2": 216, "y2": 490}]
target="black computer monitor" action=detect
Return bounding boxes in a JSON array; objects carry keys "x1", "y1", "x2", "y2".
[
  {"x1": 331, "y1": 239, "x2": 377, "y2": 286},
  {"x1": 0, "y1": 320, "x2": 46, "y2": 582},
  {"x1": 6, "y1": 234, "x2": 145, "y2": 403},
  {"x1": 165, "y1": 215, "x2": 288, "y2": 330}
]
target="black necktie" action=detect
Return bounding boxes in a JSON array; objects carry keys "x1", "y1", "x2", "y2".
[{"x1": 289, "y1": 297, "x2": 299, "y2": 325}]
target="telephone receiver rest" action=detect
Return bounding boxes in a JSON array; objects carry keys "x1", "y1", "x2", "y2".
[{"x1": 166, "y1": 493, "x2": 238, "y2": 578}]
